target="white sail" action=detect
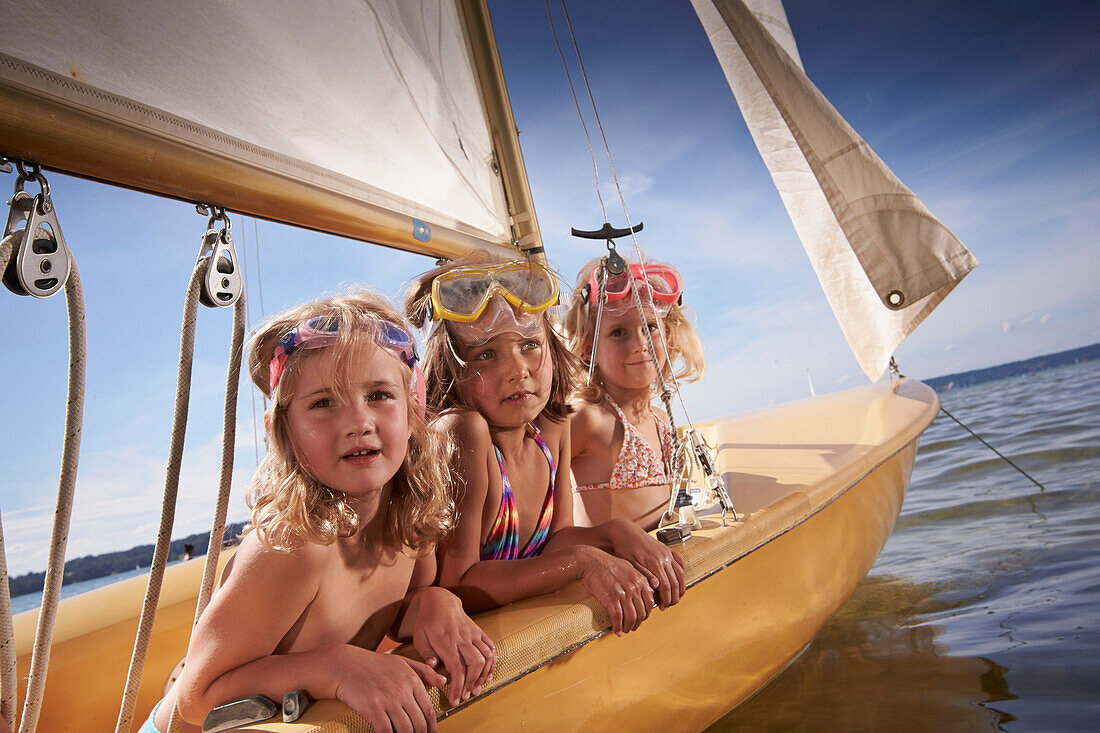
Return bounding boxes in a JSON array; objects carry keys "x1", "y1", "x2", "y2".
[
  {"x1": 691, "y1": 0, "x2": 978, "y2": 380},
  {"x1": 0, "y1": 0, "x2": 537, "y2": 258}
]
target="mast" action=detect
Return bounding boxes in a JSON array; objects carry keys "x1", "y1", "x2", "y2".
[{"x1": 458, "y1": 0, "x2": 545, "y2": 259}]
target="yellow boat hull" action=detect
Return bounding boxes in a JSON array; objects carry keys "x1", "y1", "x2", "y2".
[{"x1": 14, "y1": 378, "x2": 938, "y2": 731}]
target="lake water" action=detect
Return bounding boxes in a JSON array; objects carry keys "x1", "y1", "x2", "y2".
[
  {"x1": 10, "y1": 564, "x2": 177, "y2": 615},
  {"x1": 711, "y1": 359, "x2": 1100, "y2": 731}
]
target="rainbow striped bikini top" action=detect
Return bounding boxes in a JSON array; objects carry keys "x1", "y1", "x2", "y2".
[{"x1": 480, "y1": 423, "x2": 555, "y2": 561}]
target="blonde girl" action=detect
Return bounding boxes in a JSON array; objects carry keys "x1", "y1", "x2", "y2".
[
  {"x1": 151, "y1": 289, "x2": 493, "y2": 733},
  {"x1": 562, "y1": 255, "x2": 704, "y2": 531},
  {"x1": 406, "y1": 255, "x2": 685, "y2": 633}
]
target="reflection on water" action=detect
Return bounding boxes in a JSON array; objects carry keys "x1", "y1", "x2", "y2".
[
  {"x1": 711, "y1": 361, "x2": 1100, "y2": 731},
  {"x1": 710, "y1": 575, "x2": 1010, "y2": 731}
]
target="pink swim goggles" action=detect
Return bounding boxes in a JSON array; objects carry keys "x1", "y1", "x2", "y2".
[
  {"x1": 268, "y1": 315, "x2": 426, "y2": 415},
  {"x1": 585, "y1": 262, "x2": 683, "y2": 313}
]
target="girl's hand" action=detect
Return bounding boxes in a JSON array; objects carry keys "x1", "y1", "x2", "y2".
[
  {"x1": 331, "y1": 646, "x2": 446, "y2": 733},
  {"x1": 609, "y1": 520, "x2": 687, "y2": 610},
  {"x1": 575, "y1": 546, "x2": 654, "y2": 636},
  {"x1": 409, "y1": 587, "x2": 496, "y2": 707}
]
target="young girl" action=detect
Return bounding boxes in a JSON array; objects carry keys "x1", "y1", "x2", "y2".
[
  {"x1": 562, "y1": 256, "x2": 705, "y2": 531},
  {"x1": 405, "y1": 255, "x2": 685, "y2": 632},
  {"x1": 150, "y1": 290, "x2": 494, "y2": 733}
]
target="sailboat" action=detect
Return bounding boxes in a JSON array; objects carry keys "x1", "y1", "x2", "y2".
[{"x1": 0, "y1": 0, "x2": 975, "y2": 730}]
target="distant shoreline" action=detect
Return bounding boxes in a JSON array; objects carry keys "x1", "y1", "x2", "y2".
[
  {"x1": 923, "y1": 341, "x2": 1098, "y2": 392},
  {"x1": 7, "y1": 522, "x2": 246, "y2": 600}
]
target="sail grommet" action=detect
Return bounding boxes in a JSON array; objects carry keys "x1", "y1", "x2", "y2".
[{"x1": 886, "y1": 290, "x2": 905, "y2": 309}]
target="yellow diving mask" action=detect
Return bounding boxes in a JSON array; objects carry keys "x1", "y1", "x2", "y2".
[{"x1": 429, "y1": 261, "x2": 559, "y2": 323}]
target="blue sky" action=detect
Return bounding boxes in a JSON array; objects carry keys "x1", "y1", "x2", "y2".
[{"x1": 1, "y1": 0, "x2": 1096, "y2": 575}]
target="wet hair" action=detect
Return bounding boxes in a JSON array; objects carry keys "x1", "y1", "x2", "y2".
[
  {"x1": 404, "y1": 252, "x2": 580, "y2": 422},
  {"x1": 560, "y1": 253, "x2": 705, "y2": 404},
  {"x1": 246, "y1": 288, "x2": 454, "y2": 553}
]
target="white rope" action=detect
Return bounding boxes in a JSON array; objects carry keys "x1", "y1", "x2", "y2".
[
  {"x1": 17, "y1": 257, "x2": 86, "y2": 733},
  {"x1": 0, "y1": 237, "x2": 11, "y2": 728},
  {"x1": 114, "y1": 263, "x2": 203, "y2": 733},
  {"x1": 0, "y1": 509, "x2": 15, "y2": 729},
  {"x1": 165, "y1": 297, "x2": 245, "y2": 733}
]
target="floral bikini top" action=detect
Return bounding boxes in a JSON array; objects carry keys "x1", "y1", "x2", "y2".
[
  {"x1": 480, "y1": 423, "x2": 555, "y2": 561},
  {"x1": 574, "y1": 395, "x2": 673, "y2": 493}
]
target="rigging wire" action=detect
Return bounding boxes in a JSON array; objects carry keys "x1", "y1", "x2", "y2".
[
  {"x1": 552, "y1": 1, "x2": 706, "y2": 439},
  {"x1": 892, "y1": 359, "x2": 1047, "y2": 492},
  {"x1": 543, "y1": 0, "x2": 607, "y2": 223},
  {"x1": 939, "y1": 406, "x2": 1047, "y2": 492}
]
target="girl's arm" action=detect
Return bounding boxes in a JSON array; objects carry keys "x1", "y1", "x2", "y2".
[
  {"x1": 436, "y1": 411, "x2": 653, "y2": 635},
  {"x1": 568, "y1": 401, "x2": 595, "y2": 460},
  {"x1": 392, "y1": 553, "x2": 496, "y2": 707},
  {"x1": 176, "y1": 537, "x2": 446, "y2": 733},
  {"x1": 543, "y1": 420, "x2": 686, "y2": 610}
]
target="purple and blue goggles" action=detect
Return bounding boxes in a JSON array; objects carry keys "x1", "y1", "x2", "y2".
[{"x1": 268, "y1": 316, "x2": 425, "y2": 415}]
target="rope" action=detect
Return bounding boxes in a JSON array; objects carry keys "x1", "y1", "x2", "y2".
[
  {"x1": 0, "y1": 514, "x2": 14, "y2": 730},
  {"x1": 0, "y1": 232, "x2": 11, "y2": 729},
  {"x1": 114, "y1": 263, "x2": 203, "y2": 733},
  {"x1": 17, "y1": 260, "x2": 86, "y2": 733},
  {"x1": 939, "y1": 406, "x2": 1047, "y2": 492},
  {"x1": 165, "y1": 296, "x2": 245, "y2": 733}
]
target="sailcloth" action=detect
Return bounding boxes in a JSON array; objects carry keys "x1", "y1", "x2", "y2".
[
  {"x1": 691, "y1": 0, "x2": 978, "y2": 380},
  {"x1": 0, "y1": 0, "x2": 532, "y2": 258}
]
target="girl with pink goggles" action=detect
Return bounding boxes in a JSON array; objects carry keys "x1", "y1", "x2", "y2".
[{"x1": 585, "y1": 262, "x2": 683, "y2": 313}]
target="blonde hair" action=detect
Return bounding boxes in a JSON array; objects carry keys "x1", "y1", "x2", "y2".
[
  {"x1": 404, "y1": 252, "x2": 580, "y2": 422},
  {"x1": 247, "y1": 288, "x2": 454, "y2": 553},
  {"x1": 560, "y1": 254, "x2": 705, "y2": 404}
]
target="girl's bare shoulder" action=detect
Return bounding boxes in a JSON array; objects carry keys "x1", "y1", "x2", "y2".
[
  {"x1": 569, "y1": 399, "x2": 615, "y2": 440},
  {"x1": 216, "y1": 530, "x2": 327, "y2": 597},
  {"x1": 570, "y1": 399, "x2": 609, "y2": 425},
  {"x1": 436, "y1": 407, "x2": 492, "y2": 448}
]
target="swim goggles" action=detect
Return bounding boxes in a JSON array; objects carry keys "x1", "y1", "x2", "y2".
[
  {"x1": 268, "y1": 315, "x2": 426, "y2": 416},
  {"x1": 429, "y1": 261, "x2": 559, "y2": 323},
  {"x1": 585, "y1": 263, "x2": 683, "y2": 309}
]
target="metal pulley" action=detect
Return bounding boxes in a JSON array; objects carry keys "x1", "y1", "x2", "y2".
[
  {"x1": 2, "y1": 162, "x2": 72, "y2": 298},
  {"x1": 195, "y1": 205, "x2": 243, "y2": 308}
]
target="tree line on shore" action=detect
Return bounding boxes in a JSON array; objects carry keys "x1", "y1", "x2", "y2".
[{"x1": 7, "y1": 522, "x2": 247, "y2": 599}]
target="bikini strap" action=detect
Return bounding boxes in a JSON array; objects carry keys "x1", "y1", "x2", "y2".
[{"x1": 521, "y1": 423, "x2": 555, "y2": 558}]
